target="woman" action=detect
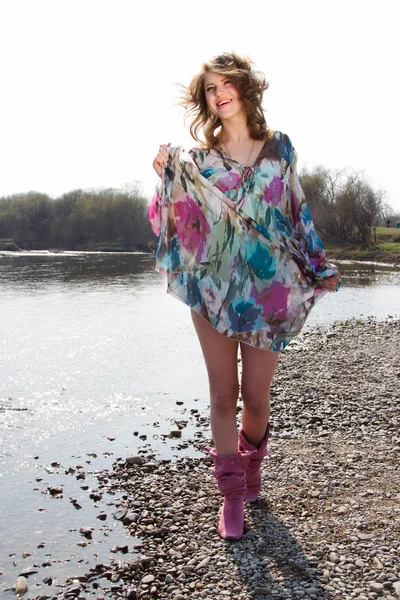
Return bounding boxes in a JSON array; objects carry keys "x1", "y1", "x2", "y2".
[{"x1": 149, "y1": 53, "x2": 340, "y2": 541}]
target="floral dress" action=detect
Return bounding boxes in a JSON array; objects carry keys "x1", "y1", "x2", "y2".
[{"x1": 148, "y1": 131, "x2": 340, "y2": 351}]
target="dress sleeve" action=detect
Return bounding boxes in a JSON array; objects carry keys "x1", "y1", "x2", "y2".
[
  {"x1": 148, "y1": 179, "x2": 162, "y2": 236},
  {"x1": 288, "y1": 146, "x2": 341, "y2": 287}
]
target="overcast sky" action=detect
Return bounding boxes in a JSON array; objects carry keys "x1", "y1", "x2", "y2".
[{"x1": 1, "y1": 0, "x2": 399, "y2": 212}]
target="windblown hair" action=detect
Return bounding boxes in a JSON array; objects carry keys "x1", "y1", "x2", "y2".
[{"x1": 180, "y1": 52, "x2": 274, "y2": 150}]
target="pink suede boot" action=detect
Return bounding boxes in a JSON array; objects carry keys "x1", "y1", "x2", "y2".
[
  {"x1": 208, "y1": 449, "x2": 251, "y2": 541},
  {"x1": 238, "y1": 424, "x2": 270, "y2": 503}
]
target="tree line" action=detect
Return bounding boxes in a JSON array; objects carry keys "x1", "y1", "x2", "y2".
[
  {"x1": 299, "y1": 166, "x2": 395, "y2": 246},
  {"x1": 0, "y1": 169, "x2": 396, "y2": 251},
  {"x1": 0, "y1": 186, "x2": 155, "y2": 251}
]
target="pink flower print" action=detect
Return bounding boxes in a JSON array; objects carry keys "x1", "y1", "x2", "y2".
[
  {"x1": 215, "y1": 171, "x2": 242, "y2": 193},
  {"x1": 251, "y1": 281, "x2": 290, "y2": 321},
  {"x1": 174, "y1": 194, "x2": 211, "y2": 260},
  {"x1": 263, "y1": 176, "x2": 284, "y2": 207},
  {"x1": 148, "y1": 189, "x2": 161, "y2": 236}
]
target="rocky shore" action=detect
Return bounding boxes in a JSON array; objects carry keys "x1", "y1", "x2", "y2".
[{"x1": 7, "y1": 318, "x2": 400, "y2": 600}]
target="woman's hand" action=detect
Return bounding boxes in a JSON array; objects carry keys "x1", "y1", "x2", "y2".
[
  {"x1": 152, "y1": 143, "x2": 171, "y2": 177},
  {"x1": 318, "y1": 274, "x2": 341, "y2": 291}
]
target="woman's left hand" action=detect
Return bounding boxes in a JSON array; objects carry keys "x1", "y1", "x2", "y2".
[{"x1": 318, "y1": 274, "x2": 341, "y2": 291}]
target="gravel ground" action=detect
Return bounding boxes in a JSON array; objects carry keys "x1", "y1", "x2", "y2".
[{"x1": 10, "y1": 318, "x2": 400, "y2": 600}]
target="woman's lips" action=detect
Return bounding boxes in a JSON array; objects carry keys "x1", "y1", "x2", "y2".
[{"x1": 217, "y1": 99, "x2": 232, "y2": 108}]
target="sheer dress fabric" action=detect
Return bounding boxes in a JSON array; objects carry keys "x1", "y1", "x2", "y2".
[{"x1": 148, "y1": 132, "x2": 340, "y2": 351}]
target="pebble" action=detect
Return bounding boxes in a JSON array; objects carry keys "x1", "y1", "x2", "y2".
[
  {"x1": 370, "y1": 582, "x2": 384, "y2": 593},
  {"x1": 113, "y1": 507, "x2": 128, "y2": 520},
  {"x1": 12, "y1": 576, "x2": 28, "y2": 594},
  {"x1": 126, "y1": 456, "x2": 145, "y2": 466},
  {"x1": 47, "y1": 485, "x2": 63, "y2": 496},
  {"x1": 355, "y1": 559, "x2": 365, "y2": 568},
  {"x1": 79, "y1": 526, "x2": 92, "y2": 539},
  {"x1": 197, "y1": 557, "x2": 211, "y2": 570},
  {"x1": 329, "y1": 552, "x2": 340, "y2": 564},
  {"x1": 169, "y1": 430, "x2": 182, "y2": 438}
]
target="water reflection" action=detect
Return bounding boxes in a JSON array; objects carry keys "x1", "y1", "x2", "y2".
[
  {"x1": 333, "y1": 260, "x2": 400, "y2": 287},
  {"x1": 0, "y1": 251, "x2": 156, "y2": 288}
]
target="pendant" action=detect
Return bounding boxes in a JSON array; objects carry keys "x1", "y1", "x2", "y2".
[{"x1": 242, "y1": 166, "x2": 254, "y2": 190}]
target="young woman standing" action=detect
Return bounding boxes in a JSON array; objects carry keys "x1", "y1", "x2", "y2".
[{"x1": 150, "y1": 53, "x2": 340, "y2": 541}]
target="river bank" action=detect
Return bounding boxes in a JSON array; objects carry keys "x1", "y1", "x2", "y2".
[
  {"x1": 326, "y1": 247, "x2": 400, "y2": 266},
  {"x1": 5, "y1": 318, "x2": 399, "y2": 600},
  {"x1": 324, "y1": 227, "x2": 400, "y2": 265}
]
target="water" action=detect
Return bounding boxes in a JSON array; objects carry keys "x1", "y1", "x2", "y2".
[{"x1": 0, "y1": 252, "x2": 399, "y2": 597}]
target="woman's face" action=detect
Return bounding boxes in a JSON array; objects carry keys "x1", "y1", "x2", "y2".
[{"x1": 203, "y1": 72, "x2": 245, "y2": 121}]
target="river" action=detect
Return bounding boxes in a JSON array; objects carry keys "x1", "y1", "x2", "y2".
[{"x1": 0, "y1": 252, "x2": 399, "y2": 597}]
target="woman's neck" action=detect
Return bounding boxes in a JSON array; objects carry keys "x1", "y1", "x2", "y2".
[{"x1": 220, "y1": 118, "x2": 252, "y2": 144}]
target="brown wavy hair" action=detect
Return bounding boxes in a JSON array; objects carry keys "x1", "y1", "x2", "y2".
[{"x1": 180, "y1": 52, "x2": 274, "y2": 150}]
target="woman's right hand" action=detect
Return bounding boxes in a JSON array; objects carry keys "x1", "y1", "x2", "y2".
[{"x1": 152, "y1": 143, "x2": 171, "y2": 177}]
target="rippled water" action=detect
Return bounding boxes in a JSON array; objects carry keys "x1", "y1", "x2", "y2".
[{"x1": 0, "y1": 252, "x2": 399, "y2": 596}]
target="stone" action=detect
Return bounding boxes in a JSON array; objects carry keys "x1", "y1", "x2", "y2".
[
  {"x1": 113, "y1": 508, "x2": 128, "y2": 520},
  {"x1": 48, "y1": 485, "x2": 63, "y2": 496},
  {"x1": 79, "y1": 526, "x2": 92, "y2": 538},
  {"x1": 12, "y1": 576, "x2": 28, "y2": 594},
  {"x1": 64, "y1": 586, "x2": 81, "y2": 597},
  {"x1": 19, "y1": 567, "x2": 38, "y2": 576},
  {"x1": 141, "y1": 574, "x2": 155, "y2": 584},
  {"x1": 169, "y1": 430, "x2": 182, "y2": 438},
  {"x1": 370, "y1": 582, "x2": 384, "y2": 594},
  {"x1": 329, "y1": 552, "x2": 340, "y2": 564},
  {"x1": 126, "y1": 456, "x2": 145, "y2": 466},
  {"x1": 196, "y1": 557, "x2": 211, "y2": 569},
  {"x1": 123, "y1": 512, "x2": 139, "y2": 525},
  {"x1": 355, "y1": 559, "x2": 365, "y2": 568}
]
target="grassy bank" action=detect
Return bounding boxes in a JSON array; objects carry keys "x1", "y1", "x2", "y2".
[{"x1": 325, "y1": 226, "x2": 400, "y2": 264}]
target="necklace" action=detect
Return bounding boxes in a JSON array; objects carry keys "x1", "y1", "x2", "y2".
[{"x1": 222, "y1": 138, "x2": 256, "y2": 167}]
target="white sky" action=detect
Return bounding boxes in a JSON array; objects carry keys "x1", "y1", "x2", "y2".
[{"x1": 0, "y1": 0, "x2": 399, "y2": 212}]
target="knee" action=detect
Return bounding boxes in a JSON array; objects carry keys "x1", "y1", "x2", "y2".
[
  {"x1": 211, "y1": 385, "x2": 239, "y2": 415},
  {"x1": 241, "y1": 382, "x2": 270, "y2": 413}
]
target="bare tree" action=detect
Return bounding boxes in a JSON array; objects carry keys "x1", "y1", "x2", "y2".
[{"x1": 300, "y1": 167, "x2": 387, "y2": 247}]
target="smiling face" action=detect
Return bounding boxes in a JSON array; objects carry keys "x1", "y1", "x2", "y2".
[{"x1": 203, "y1": 71, "x2": 246, "y2": 122}]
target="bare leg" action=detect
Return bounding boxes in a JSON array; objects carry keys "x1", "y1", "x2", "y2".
[
  {"x1": 191, "y1": 311, "x2": 239, "y2": 455},
  {"x1": 240, "y1": 342, "x2": 280, "y2": 446}
]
